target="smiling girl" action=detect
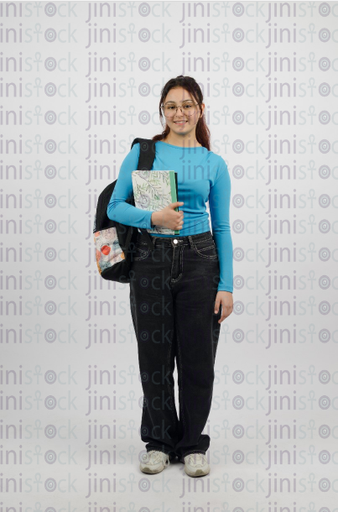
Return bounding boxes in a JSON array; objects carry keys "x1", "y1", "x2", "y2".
[{"x1": 107, "y1": 75, "x2": 233, "y2": 477}]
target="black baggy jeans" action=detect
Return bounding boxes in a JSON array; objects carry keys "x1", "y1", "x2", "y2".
[{"x1": 129, "y1": 230, "x2": 222, "y2": 463}]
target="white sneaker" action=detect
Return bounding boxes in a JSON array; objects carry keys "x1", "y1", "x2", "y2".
[
  {"x1": 140, "y1": 450, "x2": 170, "y2": 474},
  {"x1": 183, "y1": 452, "x2": 210, "y2": 477}
]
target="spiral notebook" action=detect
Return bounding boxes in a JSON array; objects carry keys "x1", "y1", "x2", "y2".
[{"x1": 131, "y1": 170, "x2": 180, "y2": 235}]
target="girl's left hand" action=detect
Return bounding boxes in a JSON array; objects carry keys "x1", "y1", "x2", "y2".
[{"x1": 214, "y1": 291, "x2": 233, "y2": 323}]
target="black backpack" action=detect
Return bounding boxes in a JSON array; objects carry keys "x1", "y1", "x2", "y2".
[{"x1": 93, "y1": 137, "x2": 156, "y2": 284}]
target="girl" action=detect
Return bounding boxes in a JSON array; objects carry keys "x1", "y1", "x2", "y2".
[{"x1": 107, "y1": 75, "x2": 233, "y2": 477}]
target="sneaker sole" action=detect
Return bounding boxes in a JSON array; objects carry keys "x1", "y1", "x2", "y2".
[
  {"x1": 184, "y1": 467, "x2": 210, "y2": 477},
  {"x1": 140, "y1": 466, "x2": 164, "y2": 474},
  {"x1": 140, "y1": 462, "x2": 169, "y2": 474}
]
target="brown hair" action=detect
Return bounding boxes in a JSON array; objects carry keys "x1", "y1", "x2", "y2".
[{"x1": 152, "y1": 75, "x2": 211, "y2": 151}]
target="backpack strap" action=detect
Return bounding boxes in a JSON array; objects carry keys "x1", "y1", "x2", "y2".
[
  {"x1": 131, "y1": 138, "x2": 156, "y2": 170},
  {"x1": 130, "y1": 138, "x2": 157, "y2": 250}
]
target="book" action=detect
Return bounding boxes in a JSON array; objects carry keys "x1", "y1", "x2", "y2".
[{"x1": 131, "y1": 170, "x2": 180, "y2": 235}]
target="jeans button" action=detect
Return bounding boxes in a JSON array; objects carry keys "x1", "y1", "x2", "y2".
[{"x1": 173, "y1": 239, "x2": 178, "y2": 244}]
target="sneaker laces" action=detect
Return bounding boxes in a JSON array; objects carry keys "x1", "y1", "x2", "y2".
[
  {"x1": 145, "y1": 450, "x2": 169, "y2": 464},
  {"x1": 186, "y1": 453, "x2": 206, "y2": 467}
]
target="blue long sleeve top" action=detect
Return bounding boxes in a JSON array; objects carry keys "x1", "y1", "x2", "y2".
[{"x1": 107, "y1": 140, "x2": 233, "y2": 293}]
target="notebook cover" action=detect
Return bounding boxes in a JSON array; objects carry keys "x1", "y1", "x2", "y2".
[{"x1": 132, "y1": 170, "x2": 180, "y2": 235}]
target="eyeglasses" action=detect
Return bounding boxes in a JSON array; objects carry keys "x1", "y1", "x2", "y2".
[{"x1": 161, "y1": 101, "x2": 199, "y2": 118}]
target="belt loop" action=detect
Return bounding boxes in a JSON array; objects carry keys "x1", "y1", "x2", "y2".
[{"x1": 188, "y1": 235, "x2": 193, "y2": 248}]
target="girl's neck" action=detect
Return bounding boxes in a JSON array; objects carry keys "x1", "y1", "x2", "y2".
[{"x1": 162, "y1": 135, "x2": 202, "y2": 148}]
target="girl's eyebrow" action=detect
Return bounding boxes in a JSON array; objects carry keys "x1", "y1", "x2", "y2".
[{"x1": 164, "y1": 99, "x2": 193, "y2": 104}]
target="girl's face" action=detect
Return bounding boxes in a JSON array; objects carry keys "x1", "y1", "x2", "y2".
[{"x1": 162, "y1": 86, "x2": 204, "y2": 139}]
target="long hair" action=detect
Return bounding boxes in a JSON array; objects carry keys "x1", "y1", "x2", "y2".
[{"x1": 152, "y1": 75, "x2": 211, "y2": 151}]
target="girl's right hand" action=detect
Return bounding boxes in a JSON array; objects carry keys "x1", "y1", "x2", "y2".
[{"x1": 154, "y1": 202, "x2": 184, "y2": 230}]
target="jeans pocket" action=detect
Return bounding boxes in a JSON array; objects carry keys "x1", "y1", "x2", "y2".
[
  {"x1": 192, "y1": 237, "x2": 218, "y2": 260},
  {"x1": 133, "y1": 240, "x2": 151, "y2": 261}
]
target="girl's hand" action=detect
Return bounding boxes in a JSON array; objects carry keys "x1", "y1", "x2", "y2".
[
  {"x1": 152, "y1": 202, "x2": 184, "y2": 231},
  {"x1": 214, "y1": 291, "x2": 233, "y2": 323}
]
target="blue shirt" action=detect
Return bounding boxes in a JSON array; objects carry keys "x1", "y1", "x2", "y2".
[{"x1": 107, "y1": 140, "x2": 233, "y2": 293}]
